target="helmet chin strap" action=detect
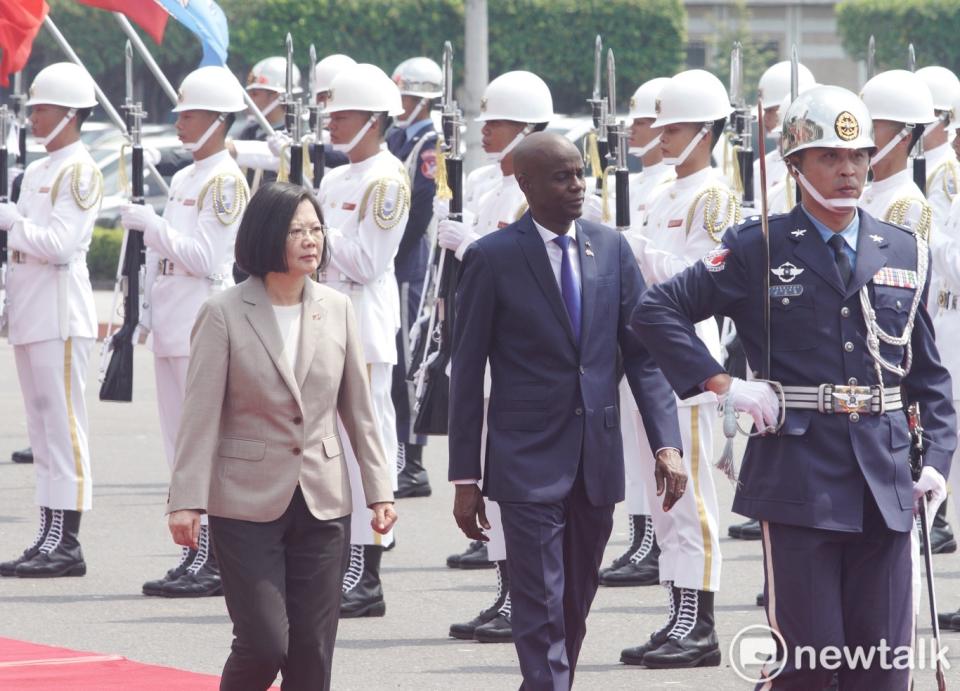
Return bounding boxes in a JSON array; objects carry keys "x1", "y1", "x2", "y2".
[
  {"x1": 259, "y1": 97, "x2": 281, "y2": 120},
  {"x1": 183, "y1": 114, "x2": 226, "y2": 153},
  {"x1": 870, "y1": 125, "x2": 911, "y2": 167},
  {"x1": 485, "y1": 124, "x2": 534, "y2": 163},
  {"x1": 331, "y1": 113, "x2": 378, "y2": 153},
  {"x1": 791, "y1": 165, "x2": 859, "y2": 211},
  {"x1": 393, "y1": 99, "x2": 426, "y2": 129},
  {"x1": 35, "y1": 108, "x2": 76, "y2": 147},
  {"x1": 662, "y1": 124, "x2": 709, "y2": 167},
  {"x1": 629, "y1": 134, "x2": 662, "y2": 157}
]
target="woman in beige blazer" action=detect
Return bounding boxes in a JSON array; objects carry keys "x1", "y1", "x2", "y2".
[{"x1": 167, "y1": 182, "x2": 396, "y2": 691}]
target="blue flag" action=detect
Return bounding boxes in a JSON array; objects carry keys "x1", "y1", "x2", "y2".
[{"x1": 155, "y1": 0, "x2": 229, "y2": 66}]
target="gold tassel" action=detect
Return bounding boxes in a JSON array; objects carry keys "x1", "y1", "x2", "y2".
[
  {"x1": 301, "y1": 136, "x2": 313, "y2": 184},
  {"x1": 730, "y1": 144, "x2": 744, "y2": 196},
  {"x1": 277, "y1": 144, "x2": 290, "y2": 183},
  {"x1": 601, "y1": 165, "x2": 615, "y2": 223},
  {"x1": 586, "y1": 132, "x2": 603, "y2": 181},
  {"x1": 434, "y1": 138, "x2": 452, "y2": 201},
  {"x1": 118, "y1": 143, "x2": 129, "y2": 197}
]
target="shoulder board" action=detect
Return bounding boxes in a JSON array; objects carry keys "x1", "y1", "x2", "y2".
[
  {"x1": 51, "y1": 161, "x2": 103, "y2": 211},
  {"x1": 198, "y1": 173, "x2": 249, "y2": 226},
  {"x1": 359, "y1": 176, "x2": 411, "y2": 230},
  {"x1": 686, "y1": 186, "x2": 742, "y2": 242}
]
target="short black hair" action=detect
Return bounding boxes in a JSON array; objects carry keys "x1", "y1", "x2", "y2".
[
  {"x1": 234, "y1": 182, "x2": 330, "y2": 278},
  {"x1": 75, "y1": 108, "x2": 92, "y2": 128},
  {"x1": 710, "y1": 118, "x2": 727, "y2": 146},
  {"x1": 223, "y1": 112, "x2": 236, "y2": 132}
]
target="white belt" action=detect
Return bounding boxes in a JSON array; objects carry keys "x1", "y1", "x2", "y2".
[
  {"x1": 157, "y1": 258, "x2": 226, "y2": 283},
  {"x1": 10, "y1": 250, "x2": 85, "y2": 267},
  {"x1": 782, "y1": 383, "x2": 902, "y2": 415},
  {"x1": 316, "y1": 268, "x2": 363, "y2": 291}
]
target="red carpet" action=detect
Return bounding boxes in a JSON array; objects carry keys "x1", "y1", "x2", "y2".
[{"x1": 0, "y1": 637, "x2": 235, "y2": 690}]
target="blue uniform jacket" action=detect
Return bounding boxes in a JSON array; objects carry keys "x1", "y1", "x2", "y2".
[
  {"x1": 632, "y1": 205, "x2": 955, "y2": 533},
  {"x1": 387, "y1": 125, "x2": 436, "y2": 283},
  {"x1": 448, "y1": 214, "x2": 683, "y2": 506}
]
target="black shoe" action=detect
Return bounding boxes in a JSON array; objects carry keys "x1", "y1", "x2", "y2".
[
  {"x1": 395, "y1": 445, "x2": 431, "y2": 498},
  {"x1": 447, "y1": 541, "x2": 495, "y2": 570},
  {"x1": 641, "y1": 589, "x2": 721, "y2": 669},
  {"x1": 447, "y1": 540, "x2": 484, "y2": 568},
  {"x1": 951, "y1": 613, "x2": 960, "y2": 632},
  {"x1": 728, "y1": 518, "x2": 761, "y2": 540},
  {"x1": 159, "y1": 525, "x2": 221, "y2": 597},
  {"x1": 450, "y1": 560, "x2": 509, "y2": 640},
  {"x1": 938, "y1": 607, "x2": 960, "y2": 629},
  {"x1": 16, "y1": 509, "x2": 86, "y2": 578},
  {"x1": 341, "y1": 544, "x2": 386, "y2": 618},
  {"x1": 0, "y1": 507, "x2": 52, "y2": 577},
  {"x1": 621, "y1": 585, "x2": 680, "y2": 665},
  {"x1": 926, "y1": 501, "x2": 957, "y2": 554},
  {"x1": 601, "y1": 527, "x2": 660, "y2": 587},
  {"x1": 474, "y1": 608, "x2": 512, "y2": 643},
  {"x1": 142, "y1": 547, "x2": 198, "y2": 596},
  {"x1": 600, "y1": 514, "x2": 646, "y2": 577},
  {"x1": 10, "y1": 447, "x2": 33, "y2": 464},
  {"x1": 756, "y1": 592, "x2": 766, "y2": 607}
]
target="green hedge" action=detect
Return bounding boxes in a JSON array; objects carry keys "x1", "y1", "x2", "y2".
[
  {"x1": 837, "y1": 0, "x2": 960, "y2": 74},
  {"x1": 87, "y1": 226, "x2": 123, "y2": 284}
]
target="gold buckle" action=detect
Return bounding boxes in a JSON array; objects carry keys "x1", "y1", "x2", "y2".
[{"x1": 830, "y1": 385, "x2": 873, "y2": 414}]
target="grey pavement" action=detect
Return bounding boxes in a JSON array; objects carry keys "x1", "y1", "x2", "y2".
[{"x1": 0, "y1": 338, "x2": 958, "y2": 690}]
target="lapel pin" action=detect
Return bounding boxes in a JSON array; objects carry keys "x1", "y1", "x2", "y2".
[
  {"x1": 791, "y1": 228, "x2": 806, "y2": 238},
  {"x1": 584, "y1": 241, "x2": 594, "y2": 257},
  {"x1": 870, "y1": 234, "x2": 883, "y2": 243}
]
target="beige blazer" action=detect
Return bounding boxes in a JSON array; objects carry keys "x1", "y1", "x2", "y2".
[{"x1": 167, "y1": 276, "x2": 394, "y2": 522}]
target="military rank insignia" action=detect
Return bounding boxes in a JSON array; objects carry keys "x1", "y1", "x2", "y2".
[{"x1": 872, "y1": 267, "x2": 917, "y2": 289}]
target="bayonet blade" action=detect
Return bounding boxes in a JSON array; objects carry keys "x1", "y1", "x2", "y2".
[
  {"x1": 443, "y1": 41, "x2": 453, "y2": 109},
  {"x1": 730, "y1": 41, "x2": 743, "y2": 108},
  {"x1": 124, "y1": 41, "x2": 134, "y2": 105},
  {"x1": 606, "y1": 48, "x2": 616, "y2": 119},
  {"x1": 592, "y1": 35, "x2": 602, "y2": 102},
  {"x1": 908, "y1": 43, "x2": 916, "y2": 72},
  {"x1": 308, "y1": 43, "x2": 317, "y2": 97},
  {"x1": 867, "y1": 35, "x2": 876, "y2": 80},
  {"x1": 285, "y1": 33, "x2": 294, "y2": 97},
  {"x1": 790, "y1": 44, "x2": 800, "y2": 101}
]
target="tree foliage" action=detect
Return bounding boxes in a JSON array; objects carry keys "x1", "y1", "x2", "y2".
[{"x1": 707, "y1": 0, "x2": 779, "y2": 104}]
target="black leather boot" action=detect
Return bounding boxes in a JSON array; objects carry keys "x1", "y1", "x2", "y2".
[
  {"x1": 728, "y1": 518, "x2": 762, "y2": 540},
  {"x1": 601, "y1": 514, "x2": 644, "y2": 576},
  {"x1": 159, "y1": 524, "x2": 222, "y2": 597},
  {"x1": 450, "y1": 560, "x2": 509, "y2": 639},
  {"x1": 446, "y1": 540, "x2": 494, "y2": 569},
  {"x1": 926, "y1": 501, "x2": 957, "y2": 554},
  {"x1": 11, "y1": 447, "x2": 33, "y2": 464},
  {"x1": 142, "y1": 546, "x2": 199, "y2": 596},
  {"x1": 341, "y1": 544, "x2": 386, "y2": 618},
  {"x1": 938, "y1": 605, "x2": 960, "y2": 630},
  {"x1": 641, "y1": 588, "x2": 721, "y2": 668},
  {"x1": 601, "y1": 515, "x2": 659, "y2": 586},
  {"x1": 474, "y1": 590, "x2": 512, "y2": 643},
  {"x1": 395, "y1": 444, "x2": 431, "y2": 498},
  {"x1": 16, "y1": 509, "x2": 86, "y2": 578},
  {"x1": 620, "y1": 584, "x2": 680, "y2": 664},
  {"x1": 1, "y1": 507, "x2": 51, "y2": 576}
]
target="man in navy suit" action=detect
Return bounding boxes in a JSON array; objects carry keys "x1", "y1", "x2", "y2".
[{"x1": 448, "y1": 132, "x2": 685, "y2": 689}]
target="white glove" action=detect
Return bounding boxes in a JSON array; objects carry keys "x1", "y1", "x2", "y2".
[
  {"x1": 268, "y1": 132, "x2": 292, "y2": 158},
  {"x1": 0, "y1": 201, "x2": 23, "y2": 231},
  {"x1": 438, "y1": 218, "x2": 475, "y2": 252},
  {"x1": 913, "y1": 466, "x2": 947, "y2": 513},
  {"x1": 143, "y1": 146, "x2": 161, "y2": 166},
  {"x1": 121, "y1": 203, "x2": 161, "y2": 234},
  {"x1": 433, "y1": 196, "x2": 450, "y2": 220},
  {"x1": 581, "y1": 194, "x2": 606, "y2": 224},
  {"x1": 719, "y1": 377, "x2": 779, "y2": 433}
]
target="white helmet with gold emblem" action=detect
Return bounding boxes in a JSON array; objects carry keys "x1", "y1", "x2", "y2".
[
  {"x1": 327, "y1": 63, "x2": 403, "y2": 116},
  {"x1": 780, "y1": 85, "x2": 875, "y2": 158},
  {"x1": 173, "y1": 66, "x2": 246, "y2": 113},
  {"x1": 651, "y1": 70, "x2": 732, "y2": 127},
  {"x1": 628, "y1": 77, "x2": 671, "y2": 120},
  {"x1": 246, "y1": 56, "x2": 301, "y2": 94},
  {"x1": 27, "y1": 63, "x2": 98, "y2": 109},
  {"x1": 475, "y1": 71, "x2": 555, "y2": 124}
]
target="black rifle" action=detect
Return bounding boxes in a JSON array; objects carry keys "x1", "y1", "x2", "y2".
[
  {"x1": 308, "y1": 44, "x2": 325, "y2": 190},
  {"x1": 587, "y1": 35, "x2": 608, "y2": 194},
  {"x1": 606, "y1": 49, "x2": 630, "y2": 232},
  {"x1": 100, "y1": 42, "x2": 147, "y2": 402},
  {"x1": 283, "y1": 33, "x2": 303, "y2": 186},
  {"x1": 730, "y1": 42, "x2": 754, "y2": 208}
]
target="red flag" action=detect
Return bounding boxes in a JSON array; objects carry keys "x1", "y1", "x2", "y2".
[
  {"x1": 0, "y1": 0, "x2": 49, "y2": 87},
  {"x1": 76, "y1": 0, "x2": 168, "y2": 46}
]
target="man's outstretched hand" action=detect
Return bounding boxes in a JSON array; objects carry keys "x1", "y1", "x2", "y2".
[
  {"x1": 654, "y1": 448, "x2": 687, "y2": 512},
  {"x1": 453, "y1": 484, "x2": 490, "y2": 541}
]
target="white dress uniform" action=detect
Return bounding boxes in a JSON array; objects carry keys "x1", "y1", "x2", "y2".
[
  {"x1": 860, "y1": 167, "x2": 933, "y2": 237},
  {"x1": 752, "y1": 149, "x2": 787, "y2": 206},
  {"x1": 464, "y1": 163, "x2": 502, "y2": 217},
  {"x1": 626, "y1": 166, "x2": 740, "y2": 592},
  {"x1": 924, "y1": 141, "x2": 958, "y2": 229},
  {"x1": 142, "y1": 149, "x2": 248, "y2": 469},
  {"x1": 318, "y1": 148, "x2": 410, "y2": 547},
  {"x1": 6, "y1": 140, "x2": 101, "y2": 511}
]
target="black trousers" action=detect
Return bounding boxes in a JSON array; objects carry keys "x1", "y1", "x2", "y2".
[{"x1": 211, "y1": 486, "x2": 350, "y2": 691}]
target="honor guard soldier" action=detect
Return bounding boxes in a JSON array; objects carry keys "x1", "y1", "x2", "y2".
[
  {"x1": 634, "y1": 85, "x2": 956, "y2": 689},
  {"x1": 619, "y1": 69, "x2": 738, "y2": 670},
  {"x1": 860, "y1": 70, "x2": 936, "y2": 238},
  {"x1": 306, "y1": 53, "x2": 354, "y2": 190},
  {"x1": 120, "y1": 65, "x2": 249, "y2": 598},
  {"x1": 915, "y1": 66, "x2": 960, "y2": 228},
  {"x1": 599, "y1": 77, "x2": 676, "y2": 587},
  {"x1": 441, "y1": 70, "x2": 555, "y2": 643},
  {"x1": 318, "y1": 63, "x2": 409, "y2": 618},
  {"x1": 0, "y1": 63, "x2": 102, "y2": 578},
  {"x1": 386, "y1": 57, "x2": 442, "y2": 498}
]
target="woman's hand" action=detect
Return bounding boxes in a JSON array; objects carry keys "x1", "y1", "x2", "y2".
[
  {"x1": 370, "y1": 502, "x2": 398, "y2": 535},
  {"x1": 168, "y1": 509, "x2": 203, "y2": 549}
]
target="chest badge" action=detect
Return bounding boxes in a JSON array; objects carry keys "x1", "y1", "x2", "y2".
[
  {"x1": 791, "y1": 228, "x2": 806, "y2": 238},
  {"x1": 870, "y1": 234, "x2": 883, "y2": 243},
  {"x1": 771, "y1": 262, "x2": 805, "y2": 283}
]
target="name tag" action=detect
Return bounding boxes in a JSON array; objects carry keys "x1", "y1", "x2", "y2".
[
  {"x1": 342, "y1": 202, "x2": 357, "y2": 211},
  {"x1": 769, "y1": 284, "x2": 804, "y2": 297},
  {"x1": 873, "y1": 267, "x2": 917, "y2": 289},
  {"x1": 39, "y1": 186, "x2": 51, "y2": 193},
  {"x1": 667, "y1": 218, "x2": 683, "y2": 228}
]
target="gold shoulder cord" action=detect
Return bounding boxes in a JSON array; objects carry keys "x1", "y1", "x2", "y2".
[
  {"x1": 359, "y1": 175, "x2": 411, "y2": 230},
  {"x1": 51, "y1": 162, "x2": 103, "y2": 211},
  {"x1": 199, "y1": 174, "x2": 249, "y2": 226},
  {"x1": 685, "y1": 187, "x2": 741, "y2": 243},
  {"x1": 884, "y1": 198, "x2": 933, "y2": 241},
  {"x1": 515, "y1": 201, "x2": 529, "y2": 221},
  {"x1": 927, "y1": 161, "x2": 960, "y2": 201}
]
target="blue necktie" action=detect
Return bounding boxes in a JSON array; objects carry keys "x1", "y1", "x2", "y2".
[{"x1": 553, "y1": 235, "x2": 581, "y2": 340}]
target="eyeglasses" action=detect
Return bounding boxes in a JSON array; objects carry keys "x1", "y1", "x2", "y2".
[{"x1": 288, "y1": 225, "x2": 326, "y2": 241}]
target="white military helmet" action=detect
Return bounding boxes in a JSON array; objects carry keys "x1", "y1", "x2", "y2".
[
  {"x1": 313, "y1": 54, "x2": 356, "y2": 97},
  {"x1": 780, "y1": 85, "x2": 875, "y2": 158},
  {"x1": 246, "y1": 56, "x2": 301, "y2": 94},
  {"x1": 26, "y1": 63, "x2": 97, "y2": 109},
  {"x1": 860, "y1": 69, "x2": 936, "y2": 125},
  {"x1": 392, "y1": 57, "x2": 442, "y2": 99},
  {"x1": 628, "y1": 77, "x2": 670, "y2": 120},
  {"x1": 172, "y1": 66, "x2": 246, "y2": 113},
  {"x1": 757, "y1": 61, "x2": 816, "y2": 108},
  {"x1": 915, "y1": 66, "x2": 960, "y2": 112},
  {"x1": 326, "y1": 63, "x2": 403, "y2": 116},
  {"x1": 651, "y1": 70, "x2": 732, "y2": 127},
  {"x1": 475, "y1": 71, "x2": 555, "y2": 124}
]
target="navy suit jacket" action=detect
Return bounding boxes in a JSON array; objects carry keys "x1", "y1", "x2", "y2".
[
  {"x1": 386, "y1": 125, "x2": 436, "y2": 283},
  {"x1": 633, "y1": 206, "x2": 956, "y2": 533},
  {"x1": 448, "y1": 213, "x2": 683, "y2": 507}
]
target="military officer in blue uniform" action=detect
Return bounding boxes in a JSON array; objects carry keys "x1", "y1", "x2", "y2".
[
  {"x1": 386, "y1": 57, "x2": 442, "y2": 497},
  {"x1": 632, "y1": 85, "x2": 955, "y2": 689}
]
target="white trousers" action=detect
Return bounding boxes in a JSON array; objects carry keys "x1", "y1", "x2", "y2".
[
  {"x1": 14, "y1": 338, "x2": 94, "y2": 511},
  {"x1": 154, "y1": 355, "x2": 190, "y2": 472},
  {"x1": 620, "y1": 380, "x2": 651, "y2": 516},
  {"x1": 479, "y1": 397, "x2": 506, "y2": 561},
  {"x1": 635, "y1": 403, "x2": 722, "y2": 592},
  {"x1": 344, "y1": 363, "x2": 398, "y2": 546}
]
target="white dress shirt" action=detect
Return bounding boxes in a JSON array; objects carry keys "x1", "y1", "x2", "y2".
[{"x1": 531, "y1": 217, "x2": 581, "y2": 292}]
